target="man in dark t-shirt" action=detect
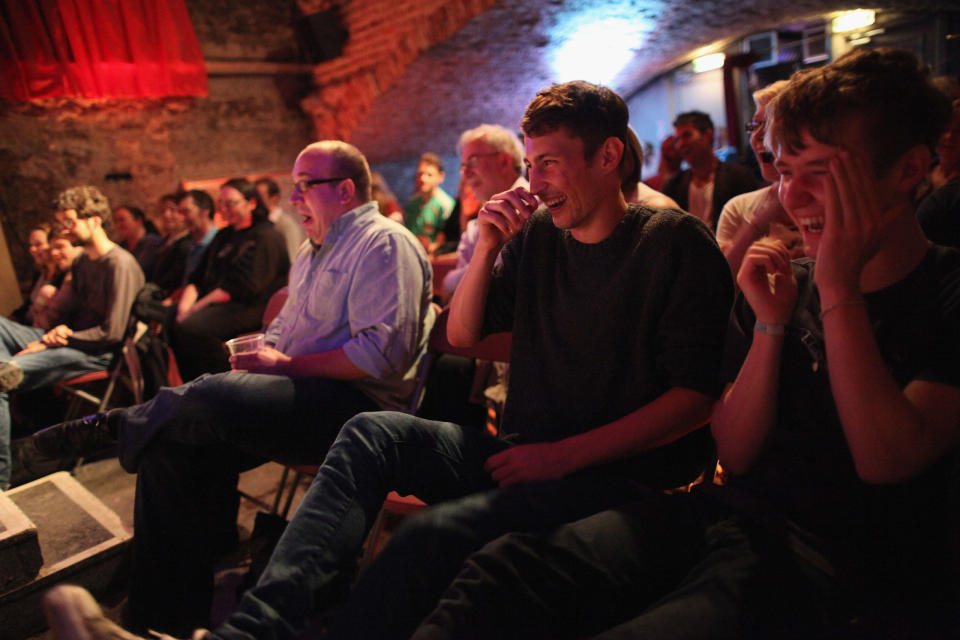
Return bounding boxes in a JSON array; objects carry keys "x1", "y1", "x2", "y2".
[
  {"x1": 409, "y1": 48, "x2": 960, "y2": 640},
  {"x1": 40, "y1": 82, "x2": 734, "y2": 640}
]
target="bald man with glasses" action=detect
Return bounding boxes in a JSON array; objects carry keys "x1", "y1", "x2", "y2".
[{"x1": 29, "y1": 141, "x2": 436, "y2": 637}]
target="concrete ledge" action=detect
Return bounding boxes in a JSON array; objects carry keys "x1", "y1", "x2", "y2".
[
  {"x1": 1, "y1": 472, "x2": 132, "y2": 639},
  {"x1": 0, "y1": 489, "x2": 41, "y2": 592}
]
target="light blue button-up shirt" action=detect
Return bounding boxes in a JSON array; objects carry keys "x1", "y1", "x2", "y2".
[{"x1": 266, "y1": 201, "x2": 435, "y2": 410}]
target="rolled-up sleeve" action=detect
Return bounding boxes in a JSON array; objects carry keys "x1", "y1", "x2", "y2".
[{"x1": 341, "y1": 234, "x2": 428, "y2": 378}]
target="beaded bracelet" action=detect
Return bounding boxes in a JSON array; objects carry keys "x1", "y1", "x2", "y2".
[{"x1": 819, "y1": 298, "x2": 865, "y2": 321}]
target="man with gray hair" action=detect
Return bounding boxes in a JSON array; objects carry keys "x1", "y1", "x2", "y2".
[
  {"x1": 0, "y1": 185, "x2": 143, "y2": 489},
  {"x1": 442, "y1": 124, "x2": 528, "y2": 298}
]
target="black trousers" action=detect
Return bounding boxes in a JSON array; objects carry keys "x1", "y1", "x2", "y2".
[
  {"x1": 413, "y1": 490, "x2": 844, "y2": 640},
  {"x1": 171, "y1": 302, "x2": 264, "y2": 381}
]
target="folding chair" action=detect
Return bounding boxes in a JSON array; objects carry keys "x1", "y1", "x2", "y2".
[{"x1": 53, "y1": 316, "x2": 148, "y2": 420}]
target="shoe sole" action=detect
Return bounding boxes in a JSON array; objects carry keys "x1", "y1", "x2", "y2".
[{"x1": 0, "y1": 363, "x2": 23, "y2": 393}]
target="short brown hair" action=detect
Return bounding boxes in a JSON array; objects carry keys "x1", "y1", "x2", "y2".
[
  {"x1": 521, "y1": 80, "x2": 629, "y2": 161},
  {"x1": 673, "y1": 111, "x2": 714, "y2": 136},
  {"x1": 419, "y1": 152, "x2": 444, "y2": 174},
  {"x1": 768, "y1": 47, "x2": 951, "y2": 173}
]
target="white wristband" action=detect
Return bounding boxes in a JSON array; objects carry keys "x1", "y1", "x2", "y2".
[{"x1": 754, "y1": 321, "x2": 785, "y2": 336}]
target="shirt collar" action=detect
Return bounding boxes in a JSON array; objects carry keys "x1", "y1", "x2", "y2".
[{"x1": 324, "y1": 201, "x2": 379, "y2": 243}]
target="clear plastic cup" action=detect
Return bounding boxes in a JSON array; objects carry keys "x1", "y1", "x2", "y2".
[{"x1": 225, "y1": 333, "x2": 265, "y2": 356}]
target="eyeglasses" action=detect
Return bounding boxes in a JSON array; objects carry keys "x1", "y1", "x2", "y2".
[
  {"x1": 745, "y1": 120, "x2": 764, "y2": 133},
  {"x1": 460, "y1": 152, "x2": 500, "y2": 171},
  {"x1": 294, "y1": 177, "x2": 349, "y2": 193},
  {"x1": 219, "y1": 198, "x2": 244, "y2": 209}
]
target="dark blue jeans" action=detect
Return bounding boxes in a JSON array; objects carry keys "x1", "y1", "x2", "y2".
[
  {"x1": 412, "y1": 491, "x2": 846, "y2": 640},
  {"x1": 119, "y1": 372, "x2": 378, "y2": 637},
  {"x1": 211, "y1": 411, "x2": 648, "y2": 640},
  {"x1": 0, "y1": 317, "x2": 110, "y2": 488}
]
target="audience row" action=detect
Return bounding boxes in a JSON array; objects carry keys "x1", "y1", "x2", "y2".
[{"x1": 2, "y1": 45, "x2": 958, "y2": 640}]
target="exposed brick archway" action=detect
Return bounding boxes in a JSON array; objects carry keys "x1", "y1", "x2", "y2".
[{"x1": 295, "y1": 0, "x2": 501, "y2": 142}]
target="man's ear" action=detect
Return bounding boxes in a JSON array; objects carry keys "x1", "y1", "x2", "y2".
[
  {"x1": 890, "y1": 144, "x2": 933, "y2": 194},
  {"x1": 338, "y1": 178, "x2": 357, "y2": 203},
  {"x1": 597, "y1": 136, "x2": 625, "y2": 174}
]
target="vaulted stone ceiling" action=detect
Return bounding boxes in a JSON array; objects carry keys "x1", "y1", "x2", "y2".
[{"x1": 350, "y1": 0, "x2": 955, "y2": 163}]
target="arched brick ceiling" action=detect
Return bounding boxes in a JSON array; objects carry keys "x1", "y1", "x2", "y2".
[{"x1": 349, "y1": 0, "x2": 953, "y2": 163}]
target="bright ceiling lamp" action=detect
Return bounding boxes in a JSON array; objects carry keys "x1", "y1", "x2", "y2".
[
  {"x1": 832, "y1": 10, "x2": 876, "y2": 33},
  {"x1": 691, "y1": 52, "x2": 725, "y2": 73},
  {"x1": 551, "y1": 16, "x2": 650, "y2": 85}
]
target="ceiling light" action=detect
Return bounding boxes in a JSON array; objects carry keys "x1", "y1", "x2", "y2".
[
  {"x1": 691, "y1": 53, "x2": 725, "y2": 73},
  {"x1": 832, "y1": 10, "x2": 876, "y2": 34}
]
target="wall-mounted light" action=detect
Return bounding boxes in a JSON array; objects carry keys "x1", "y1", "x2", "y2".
[
  {"x1": 691, "y1": 53, "x2": 725, "y2": 73},
  {"x1": 832, "y1": 10, "x2": 875, "y2": 34}
]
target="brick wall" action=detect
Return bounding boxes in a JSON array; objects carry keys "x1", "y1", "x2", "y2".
[{"x1": 296, "y1": 0, "x2": 500, "y2": 142}]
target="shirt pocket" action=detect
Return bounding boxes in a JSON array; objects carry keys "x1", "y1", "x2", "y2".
[{"x1": 306, "y1": 268, "x2": 349, "y2": 321}]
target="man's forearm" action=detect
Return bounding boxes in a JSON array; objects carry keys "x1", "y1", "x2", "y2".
[
  {"x1": 193, "y1": 287, "x2": 231, "y2": 313},
  {"x1": 710, "y1": 332, "x2": 785, "y2": 475},
  {"x1": 282, "y1": 347, "x2": 368, "y2": 380},
  {"x1": 177, "y1": 284, "x2": 199, "y2": 317},
  {"x1": 448, "y1": 243, "x2": 499, "y2": 346},
  {"x1": 552, "y1": 387, "x2": 715, "y2": 474},
  {"x1": 822, "y1": 300, "x2": 960, "y2": 483}
]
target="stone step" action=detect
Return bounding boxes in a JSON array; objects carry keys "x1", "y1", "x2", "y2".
[
  {"x1": 0, "y1": 486, "x2": 42, "y2": 592},
  {"x1": 0, "y1": 472, "x2": 132, "y2": 640}
]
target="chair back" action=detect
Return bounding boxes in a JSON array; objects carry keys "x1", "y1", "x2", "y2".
[
  {"x1": 121, "y1": 320, "x2": 149, "y2": 405},
  {"x1": 262, "y1": 286, "x2": 289, "y2": 329},
  {"x1": 55, "y1": 314, "x2": 147, "y2": 418},
  {"x1": 404, "y1": 302, "x2": 442, "y2": 414}
]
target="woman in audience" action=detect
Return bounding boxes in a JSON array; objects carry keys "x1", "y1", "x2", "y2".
[
  {"x1": 621, "y1": 127, "x2": 681, "y2": 208},
  {"x1": 715, "y1": 81, "x2": 802, "y2": 275},
  {"x1": 929, "y1": 99, "x2": 960, "y2": 190},
  {"x1": 113, "y1": 204, "x2": 163, "y2": 280},
  {"x1": 918, "y1": 99, "x2": 960, "y2": 248},
  {"x1": 372, "y1": 171, "x2": 403, "y2": 221},
  {"x1": 11, "y1": 224, "x2": 62, "y2": 326},
  {"x1": 172, "y1": 177, "x2": 289, "y2": 381},
  {"x1": 149, "y1": 193, "x2": 192, "y2": 296}
]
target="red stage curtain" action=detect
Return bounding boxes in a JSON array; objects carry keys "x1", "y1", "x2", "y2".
[{"x1": 0, "y1": 0, "x2": 208, "y2": 100}]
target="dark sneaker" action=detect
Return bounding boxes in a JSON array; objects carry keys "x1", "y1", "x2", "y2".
[
  {"x1": 33, "y1": 410, "x2": 122, "y2": 459},
  {"x1": 0, "y1": 361, "x2": 23, "y2": 392},
  {"x1": 9, "y1": 436, "x2": 69, "y2": 487}
]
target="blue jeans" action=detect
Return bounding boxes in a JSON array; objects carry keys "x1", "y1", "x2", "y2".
[
  {"x1": 211, "y1": 412, "x2": 649, "y2": 640},
  {"x1": 119, "y1": 372, "x2": 379, "y2": 637},
  {"x1": 0, "y1": 317, "x2": 110, "y2": 488}
]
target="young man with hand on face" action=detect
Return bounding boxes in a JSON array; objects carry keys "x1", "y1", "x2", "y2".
[{"x1": 410, "y1": 47, "x2": 960, "y2": 640}]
